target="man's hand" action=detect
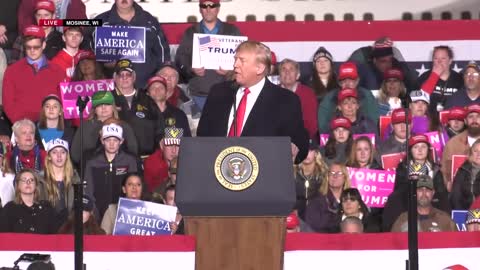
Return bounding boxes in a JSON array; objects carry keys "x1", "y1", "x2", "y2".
[
  {"x1": 215, "y1": 66, "x2": 228, "y2": 76},
  {"x1": 432, "y1": 62, "x2": 447, "y2": 77},
  {"x1": 291, "y1": 143, "x2": 299, "y2": 162},
  {"x1": 192, "y1": 67, "x2": 205, "y2": 77}
]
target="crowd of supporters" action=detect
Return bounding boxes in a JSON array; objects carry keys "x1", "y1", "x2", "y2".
[{"x1": 1, "y1": 0, "x2": 480, "y2": 236}]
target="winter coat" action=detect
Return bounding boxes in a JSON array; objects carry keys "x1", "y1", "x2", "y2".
[
  {"x1": 305, "y1": 190, "x2": 341, "y2": 233},
  {"x1": 0, "y1": 200, "x2": 56, "y2": 234},
  {"x1": 450, "y1": 161, "x2": 480, "y2": 210}
]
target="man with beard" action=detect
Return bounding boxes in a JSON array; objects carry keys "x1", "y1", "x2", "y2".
[
  {"x1": 442, "y1": 104, "x2": 480, "y2": 191},
  {"x1": 391, "y1": 175, "x2": 456, "y2": 232}
]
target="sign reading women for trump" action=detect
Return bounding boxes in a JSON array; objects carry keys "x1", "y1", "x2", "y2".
[
  {"x1": 113, "y1": 198, "x2": 178, "y2": 236},
  {"x1": 347, "y1": 167, "x2": 396, "y2": 208},
  {"x1": 59, "y1": 79, "x2": 114, "y2": 119},
  {"x1": 192, "y1": 33, "x2": 248, "y2": 70},
  {"x1": 95, "y1": 25, "x2": 146, "y2": 63}
]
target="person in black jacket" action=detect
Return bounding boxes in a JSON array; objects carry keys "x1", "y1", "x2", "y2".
[
  {"x1": 346, "y1": 136, "x2": 383, "y2": 170},
  {"x1": 382, "y1": 134, "x2": 449, "y2": 231},
  {"x1": 84, "y1": 122, "x2": 138, "y2": 219},
  {"x1": 112, "y1": 59, "x2": 165, "y2": 157},
  {"x1": 0, "y1": 168, "x2": 56, "y2": 234},
  {"x1": 92, "y1": 0, "x2": 170, "y2": 88},
  {"x1": 450, "y1": 139, "x2": 480, "y2": 210}
]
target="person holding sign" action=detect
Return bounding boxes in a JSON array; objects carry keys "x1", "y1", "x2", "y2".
[
  {"x1": 71, "y1": 50, "x2": 106, "y2": 81},
  {"x1": 3, "y1": 25, "x2": 64, "y2": 123},
  {"x1": 93, "y1": 0, "x2": 170, "y2": 88},
  {"x1": 175, "y1": 0, "x2": 241, "y2": 111},
  {"x1": 376, "y1": 108, "x2": 411, "y2": 167},
  {"x1": 305, "y1": 163, "x2": 351, "y2": 233},
  {"x1": 112, "y1": 59, "x2": 165, "y2": 157},
  {"x1": 382, "y1": 134, "x2": 449, "y2": 231},
  {"x1": 84, "y1": 122, "x2": 138, "y2": 219},
  {"x1": 101, "y1": 173, "x2": 143, "y2": 235},
  {"x1": 450, "y1": 139, "x2": 480, "y2": 210},
  {"x1": 35, "y1": 94, "x2": 75, "y2": 150},
  {"x1": 442, "y1": 104, "x2": 480, "y2": 190},
  {"x1": 323, "y1": 117, "x2": 353, "y2": 165}
]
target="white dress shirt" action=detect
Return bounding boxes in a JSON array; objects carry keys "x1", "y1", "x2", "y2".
[{"x1": 227, "y1": 77, "x2": 266, "y2": 134}]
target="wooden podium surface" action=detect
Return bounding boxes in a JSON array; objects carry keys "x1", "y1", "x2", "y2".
[{"x1": 185, "y1": 217, "x2": 286, "y2": 270}]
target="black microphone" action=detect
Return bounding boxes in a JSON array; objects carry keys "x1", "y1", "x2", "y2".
[{"x1": 231, "y1": 80, "x2": 240, "y2": 136}]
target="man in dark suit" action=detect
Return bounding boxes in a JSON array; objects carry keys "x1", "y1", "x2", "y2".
[{"x1": 197, "y1": 41, "x2": 309, "y2": 163}]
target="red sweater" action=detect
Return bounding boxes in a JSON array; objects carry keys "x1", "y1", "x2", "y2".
[
  {"x1": 143, "y1": 149, "x2": 169, "y2": 192},
  {"x1": 51, "y1": 49, "x2": 83, "y2": 81},
  {"x1": 294, "y1": 83, "x2": 319, "y2": 139},
  {"x1": 2, "y1": 58, "x2": 65, "y2": 123}
]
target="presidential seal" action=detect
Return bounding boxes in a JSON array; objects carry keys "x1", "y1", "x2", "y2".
[{"x1": 214, "y1": 146, "x2": 259, "y2": 191}]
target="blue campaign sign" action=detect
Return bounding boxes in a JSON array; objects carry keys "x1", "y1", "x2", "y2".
[
  {"x1": 113, "y1": 198, "x2": 178, "y2": 236},
  {"x1": 94, "y1": 25, "x2": 146, "y2": 63},
  {"x1": 451, "y1": 210, "x2": 468, "y2": 232}
]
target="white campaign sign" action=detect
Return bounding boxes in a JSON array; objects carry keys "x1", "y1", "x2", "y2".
[{"x1": 192, "y1": 34, "x2": 248, "y2": 70}]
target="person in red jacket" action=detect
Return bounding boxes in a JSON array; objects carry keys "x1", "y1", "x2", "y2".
[
  {"x1": 278, "y1": 58, "x2": 319, "y2": 139},
  {"x1": 17, "y1": 0, "x2": 86, "y2": 34},
  {"x1": 143, "y1": 126, "x2": 183, "y2": 193},
  {"x1": 51, "y1": 26, "x2": 84, "y2": 80},
  {"x1": 2, "y1": 25, "x2": 64, "y2": 123}
]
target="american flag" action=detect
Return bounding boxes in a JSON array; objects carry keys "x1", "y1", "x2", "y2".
[{"x1": 199, "y1": 36, "x2": 220, "y2": 51}]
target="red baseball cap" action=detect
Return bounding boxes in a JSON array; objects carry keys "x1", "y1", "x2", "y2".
[
  {"x1": 391, "y1": 108, "x2": 412, "y2": 124},
  {"x1": 383, "y1": 68, "x2": 404, "y2": 81},
  {"x1": 338, "y1": 62, "x2": 358, "y2": 81},
  {"x1": 75, "y1": 50, "x2": 96, "y2": 63},
  {"x1": 147, "y1": 76, "x2": 167, "y2": 89},
  {"x1": 337, "y1": 88, "x2": 358, "y2": 103},
  {"x1": 286, "y1": 212, "x2": 300, "y2": 230},
  {"x1": 330, "y1": 117, "x2": 352, "y2": 130},
  {"x1": 23, "y1": 25, "x2": 46, "y2": 39},
  {"x1": 467, "y1": 104, "x2": 480, "y2": 115},
  {"x1": 408, "y1": 134, "x2": 429, "y2": 147},
  {"x1": 35, "y1": 0, "x2": 55, "y2": 13},
  {"x1": 447, "y1": 107, "x2": 467, "y2": 121}
]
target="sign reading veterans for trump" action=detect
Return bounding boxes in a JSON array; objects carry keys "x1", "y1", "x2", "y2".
[
  {"x1": 113, "y1": 198, "x2": 178, "y2": 236},
  {"x1": 59, "y1": 79, "x2": 114, "y2": 119},
  {"x1": 192, "y1": 33, "x2": 248, "y2": 70},
  {"x1": 95, "y1": 25, "x2": 146, "y2": 63},
  {"x1": 347, "y1": 167, "x2": 396, "y2": 208}
]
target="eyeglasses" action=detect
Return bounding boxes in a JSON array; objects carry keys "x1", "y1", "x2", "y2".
[
  {"x1": 200, "y1": 3, "x2": 220, "y2": 9},
  {"x1": 329, "y1": 171, "x2": 344, "y2": 177},
  {"x1": 118, "y1": 73, "x2": 133, "y2": 78},
  {"x1": 25, "y1": 45, "x2": 42, "y2": 51},
  {"x1": 19, "y1": 178, "x2": 35, "y2": 184}
]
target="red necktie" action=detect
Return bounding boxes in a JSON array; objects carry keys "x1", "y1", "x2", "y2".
[
  {"x1": 228, "y1": 88, "x2": 250, "y2": 137},
  {"x1": 33, "y1": 63, "x2": 39, "y2": 72}
]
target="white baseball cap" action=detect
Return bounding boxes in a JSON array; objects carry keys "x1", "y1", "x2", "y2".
[
  {"x1": 102, "y1": 124, "x2": 123, "y2": 140},
  {"x1": 410, "y1": 90, "x2": 430, "y2": 104},
  {"x1": 46, "y1": 139, "x2": 69, "y2": 152}
]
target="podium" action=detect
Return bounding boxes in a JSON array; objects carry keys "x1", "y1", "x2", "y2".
[{"x1": 176, "y1": 137, "x2": 295, "y2": 270}]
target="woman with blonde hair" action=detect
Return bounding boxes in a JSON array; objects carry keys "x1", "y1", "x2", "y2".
[
  {"x1": 295, "y1": 140, "x2": 329, "y2": 220},
  {"x1": 0, "y1": 168, "x2": 55, "y2": 234},
  {"x1": 41, "y1": 138, "x2": 79, "y2": 228},
  {"x1": 377, "y1": 68, "x2": 407, "y2": 116},
  {"x1": 0, "y1": 142, "x2": 15, "y2": 207},
  {"x1": 305, "y1": 163, "x2": 351, "y2": 233}
]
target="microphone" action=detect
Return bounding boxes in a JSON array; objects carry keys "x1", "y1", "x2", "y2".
[{"x1": 231, "y1": 80, "x2": 240, "y2": 136}]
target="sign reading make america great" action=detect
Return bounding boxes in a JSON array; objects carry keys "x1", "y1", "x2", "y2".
[
  {"x1": 94, "y1": 25, "x2": 146, "y2": 63},
  {"x1": 214, "y1": 146, "x2": 259, "y2": 191}
]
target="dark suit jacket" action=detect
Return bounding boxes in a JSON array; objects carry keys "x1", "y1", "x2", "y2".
[{"x1": 197, "y1": 79, "x2": 309, "y2": 163}]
